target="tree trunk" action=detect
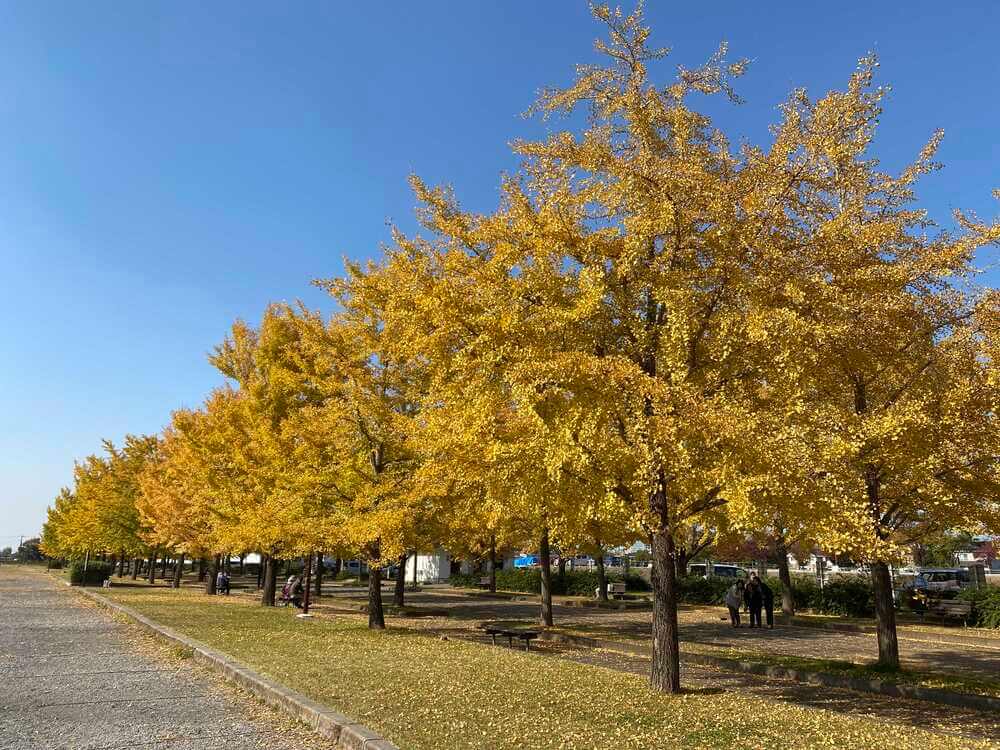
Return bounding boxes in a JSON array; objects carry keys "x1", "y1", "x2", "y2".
[
  {"x1": 595, "y1": 543, "x2": 609, "y2": 602},
  {"x1": 261, "y1": 556, "x2": 277, "y2": 606},
  {"x1": 368, "y1": 552, "x2": 386, "y2": 630},
  {"x1": 871, "y1": 561, "x2": 900, "y2": 668},
  {"x1": 488, "y1": 535, "x2": 497, "y2": 593},
  {"x1": 131, "y1": 558, "x2": 140, "y2": 580},
  {"x1": 118, "y1": 549, "x2": 126, "y2": 578},
  {"x1": 332, "y1": 557, "x2": 342, "y2": 579},
  {"x1": 650, "y1": 484, "x2": 681, "y2": 693},
  {"x1": 198, "y1": 557, "x2": 207, "y2": 582},
  {"x1": 239, "y1": 555, "x2": 245, "y2": 575},
  {"x1": 775, "y1": 538, "x2": 795, "y2": 616},
  {"x1": 147, "y1": 553, "x2": 156, "y2": 584},
  {"x1": 557, "y1": 554, "x2": 567, "y2": 592},
  {"x1": 257, "y1": 553, "x2": 265, "y2": 589},
  {"x1": 160, "y1": 555, "x2": 169, "y2": 578},
  {"x1": 206, "y1": 555, "x2": 218, "y2": 595},
  {"x1": 314, "y1": 554, "x2": 324, "y2": 598},
  {"x1": 302, "y1": 552, "x2": 313, "y2": 614},
  {"x1": 393, "y1": 553, "x2": 407, "y2": 607},
  {"x1": 674, "y1": 547, "x2": 689, "y2": 581},
  {"x1": 172, "y1": 553, "x2": 185, "y2": 588},
  {"x1": 539, "y1": 527, "x2": 554, "y2": 626}
]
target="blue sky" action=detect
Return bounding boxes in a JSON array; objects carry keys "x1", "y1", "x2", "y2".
[{"x1": 2, "y1": 1, "x2": 998, "y2": 543}]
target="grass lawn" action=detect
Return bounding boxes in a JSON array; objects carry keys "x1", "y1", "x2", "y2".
[
  {"x1": 546, "y1": 622, "x2": 1000, "y2": 700},
  {"x1": 696, "y1": 647, "x2": 1000, "y2": 700},
  {"x1": 91, "y1": 582, "x2": 982, "y2": 750}
]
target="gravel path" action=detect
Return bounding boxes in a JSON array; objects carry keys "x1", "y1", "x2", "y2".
[{"x1": 0, "y1": 566, "x2": 327, "y2": 750}]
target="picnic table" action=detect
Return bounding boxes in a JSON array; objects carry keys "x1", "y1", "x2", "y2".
[{"x1": 480, "y1": 623, "x2": 541, "y2": 651}]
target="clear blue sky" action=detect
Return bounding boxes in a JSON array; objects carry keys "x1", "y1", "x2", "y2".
[{"x1": 2, "y1": 1, "x2": 998, "y2": 543}]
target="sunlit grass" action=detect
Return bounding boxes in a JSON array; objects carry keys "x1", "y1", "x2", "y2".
[{"x1": 96, "y1": 584, "x2": 982, "y2": 750}]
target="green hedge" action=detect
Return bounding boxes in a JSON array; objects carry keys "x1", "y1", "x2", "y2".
[
  {"x1": 672, "y1": 574, "x2": 875, "y2": 617},
  {"x1": 959, "y1": 587, "x2": 1000, "y2": 628},
  {"x1": 69, "y1": 560, "x2": 113, "y2": 586},
  {"x1": 450, "y1": 568, "x2": 651, "y2": 595},
  {"x1": 676, "y1": 575, "x2": 732, "y2": 604},
  {"x1": 452, "y1": 568, "x2": 876, "y2": 618}
]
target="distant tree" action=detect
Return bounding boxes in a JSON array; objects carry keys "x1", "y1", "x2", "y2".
[
  {"x1": 16, "y1": 538, "x2": 43, "y2": 561},
  {"x1": 1, "y1": 546, "x2": 11, "y2": 557}
]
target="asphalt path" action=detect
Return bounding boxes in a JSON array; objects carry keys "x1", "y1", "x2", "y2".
[{"x1": 0, "y1": 566, "x2": 326, "y2": 750}]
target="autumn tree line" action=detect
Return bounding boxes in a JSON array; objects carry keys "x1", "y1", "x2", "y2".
[{"x1": 41, "y1": 6, "x2": 1000, "y2": 693}]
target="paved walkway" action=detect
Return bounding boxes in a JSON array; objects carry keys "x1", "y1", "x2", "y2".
[{"x1": 0, "y1": 566, "x2": 326, "y2": 750}]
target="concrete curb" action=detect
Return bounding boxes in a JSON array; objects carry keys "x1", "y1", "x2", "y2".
[
  {"x1": 73, "y1": 586, "x2": 400, "y2": 749},
  {"x1": 540, "y1": 630, "x2": 1000, "y2": 714}
]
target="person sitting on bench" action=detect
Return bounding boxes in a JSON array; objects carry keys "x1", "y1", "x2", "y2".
[{"x1": 280, "y1": 574, "x2": 304, "y2": 608}]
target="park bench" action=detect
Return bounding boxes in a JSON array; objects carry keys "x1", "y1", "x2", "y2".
[
  {"x1": 480, "y1": 624, "x2": 541, "y2": 651},
  {"x1": 595, "y1": 581, "x2": 627, "y2": 600},
  {"x1": 477, "y1": 576, "x2": 492, "y2": 589},
  {"x1": 923, "y1": 599, "x2": 972, "y2": 624}
]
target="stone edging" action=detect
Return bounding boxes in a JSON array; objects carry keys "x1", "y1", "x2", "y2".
[
  {"x1": 539, "y1": 630, "x2": 1000, "y2": 714},
  {"x1": 72, "y1": 585, "x2": 400, "y2": 749}
]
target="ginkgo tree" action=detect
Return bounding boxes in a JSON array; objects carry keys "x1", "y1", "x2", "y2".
[
  {"x1": 369, "y1": 3, "x2": 810, "y2": 692},
  {"x1": 748, "y1": 57, "x2": 1000, "y2": 667}
]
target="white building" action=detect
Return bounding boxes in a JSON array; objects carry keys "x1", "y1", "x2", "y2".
[{"x1": 405, "y1": 551, "x2": 452, "y2": 583}]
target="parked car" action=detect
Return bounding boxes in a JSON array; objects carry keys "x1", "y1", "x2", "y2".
[
  {"x1": 912, "y1": 568, "x2": 973, "y2": 593},
  {"x1": 687, "y1": 563, "x2": 747, "y2": 579}
]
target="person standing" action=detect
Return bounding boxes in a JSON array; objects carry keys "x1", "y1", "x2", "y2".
[
  {"x1": 745, "y1": 575, "x2": 763, "y2": 628},
  {"x1": 759, "y1": 576, "x2": 775, "y2": 629},
  {"x1": 724, "y1": 580, "x2": 745, "y2": 628}
]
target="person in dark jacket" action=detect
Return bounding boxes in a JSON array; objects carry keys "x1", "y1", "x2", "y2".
[
  {"x1": 744, "y1": 575, "x2": 763, "y2": 628},
  {"x1": 758, "y1": 576, "x2": 775, "y2": 628}
]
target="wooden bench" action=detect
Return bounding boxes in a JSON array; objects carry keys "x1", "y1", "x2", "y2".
[
  {"x1": 481, "y1": 625, "x2": 541, "y2": 651},
  {"x1": 595, "y1": 581, "x2": 628, "y2": 600},
  {"x1": 923, "y1": 599, "x2": 972, "y2": 623},
  {"x1": 477, "y1": 576, "x2": 492, "y2": 590}
]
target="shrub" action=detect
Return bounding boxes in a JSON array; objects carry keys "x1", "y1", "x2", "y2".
[
  {"x1": 676, "y1": 575, "x2": 731, "y2": 605},
  {"x1": 808, "y1": 576, "x2": 875, "y2": 617},
  {"x1": 959, "y1": 587, "x2": 1000, "y2": 628},
  {"x1": 69, "y1": 560, "x2": 113, "y2": 586}
]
